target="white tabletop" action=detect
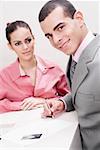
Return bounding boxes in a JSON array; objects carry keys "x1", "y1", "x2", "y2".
[{"x1": 0, "y1": 108, "x2": 82, "y2": 150}]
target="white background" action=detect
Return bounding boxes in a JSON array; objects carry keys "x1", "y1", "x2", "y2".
[{"x1": 0, "y1": 0, "x2": 100, "y2": 72}]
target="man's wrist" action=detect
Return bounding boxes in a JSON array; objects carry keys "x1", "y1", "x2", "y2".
[{"x1": 58, "y1": 98, "x2": 67, "y2": 111}]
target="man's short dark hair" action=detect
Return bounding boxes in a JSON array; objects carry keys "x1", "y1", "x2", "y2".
[{"x1": 38, "y1": 0, "x2": 76, "y2": 22}]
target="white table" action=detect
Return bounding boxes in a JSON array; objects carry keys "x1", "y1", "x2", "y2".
[{"x1": 0, "y1": 108, "x2": 82, "y2": 150}]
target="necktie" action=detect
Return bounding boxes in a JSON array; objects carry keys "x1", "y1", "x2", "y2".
[{"x1": 70, "y1": 60, "x2": 77, "y2": 85}]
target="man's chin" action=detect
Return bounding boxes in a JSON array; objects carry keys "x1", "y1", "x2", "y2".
[{"x1": 58, "y1": 48, "x2": 68, "y2": 55}]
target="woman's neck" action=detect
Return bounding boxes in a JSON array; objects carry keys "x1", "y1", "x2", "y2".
[{"x1": 19, "y1": 56, "x2": 37, "y2": 70}]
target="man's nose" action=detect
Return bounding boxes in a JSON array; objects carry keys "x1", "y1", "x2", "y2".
[{"x1": 53, "y1": 34, "x2": 62, "y2": 45}]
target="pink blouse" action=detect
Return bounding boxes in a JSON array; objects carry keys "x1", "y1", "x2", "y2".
[{"x1": 0, "y1": 56, "x2": 69, "y2": 113}]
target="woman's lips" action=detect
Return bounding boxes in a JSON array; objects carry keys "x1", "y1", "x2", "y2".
[{"x1": 23, "y1": 51, "x2": 31, "y2": 55}]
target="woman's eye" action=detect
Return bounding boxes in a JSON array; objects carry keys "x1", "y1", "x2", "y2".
[
  {"x1": 15, "y1": 42, "x2": 21, "y2": 46},
  {"x1": 26, "y1": 38, "x2": 32, "y2": 43}
]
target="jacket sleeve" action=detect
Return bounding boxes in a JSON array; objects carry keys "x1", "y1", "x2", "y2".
[{"x1": 61, "y1": 93, "x2": 75, "y2": 111}]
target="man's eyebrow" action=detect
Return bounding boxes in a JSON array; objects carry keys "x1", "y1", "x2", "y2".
[
  {"x1": 45, "y1": 33, "x2": 52, "y2": 37},
  {"x1": 53, "y1": 22, "x2": 64, "y2": 31},
  {"x1": 45, "y1": 22, "x2": 64, "y2": 37}
]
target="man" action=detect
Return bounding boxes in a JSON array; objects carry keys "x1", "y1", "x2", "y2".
[{"x1": 38, "y1": 0, "x2": 100, "y2": 149}]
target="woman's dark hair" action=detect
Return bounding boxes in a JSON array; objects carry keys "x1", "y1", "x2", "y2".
[
  {"x1": 38, "y1": 0, "x2": 76, "y2": 22},
  {"x1": 6, "y1": 20, "x2": 33, "y2": 44}
]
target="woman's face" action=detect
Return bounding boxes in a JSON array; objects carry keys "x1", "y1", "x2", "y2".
[{"x1": 9, "y1": 27, "x2": 35, "y2": 61}]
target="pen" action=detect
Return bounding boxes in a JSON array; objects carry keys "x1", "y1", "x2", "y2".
[
  {"x1": 21, "y1": 133, "x2": 42, "y2": 140},
  {"x1": 44, "y1": 100, "x2": 54, "y2": 118}
]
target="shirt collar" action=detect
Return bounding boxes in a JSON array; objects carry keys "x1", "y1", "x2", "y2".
[
  {"x1": 73, "y1": 31, "x2": 95, "y2": 63},
  {"x1": 19, "y1": 55, "x2": 55, "y2": 75},
  {"x1": 19, "y1": 63, "x2": 26, "y2": 76},
  {"x1": 9, "y1": 56, "x2": 56, "y2": 82},
  {"x1": 36, "y1": 56, "x2": 55, "y2": 74}
]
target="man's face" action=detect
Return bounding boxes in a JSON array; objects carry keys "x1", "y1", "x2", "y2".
[{"x1": 40, "y1": 6, "x2": 85, "y2": 55}]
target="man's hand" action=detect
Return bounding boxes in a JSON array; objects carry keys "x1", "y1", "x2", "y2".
[{"x1": 42, "y1": 99, "x2": 65, "y2": 118}]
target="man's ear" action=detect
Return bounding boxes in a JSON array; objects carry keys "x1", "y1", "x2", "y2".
[{"x1": 73, "y1": 11, "x2": 84, "y2": 27}]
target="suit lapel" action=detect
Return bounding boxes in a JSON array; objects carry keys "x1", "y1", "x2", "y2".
[
  {"x1": 67, "y1": 56, "x2": 89, "y2": 94},
  {"x1": 70, "y1": 34, "x2": 100, "y2": 103},
  {"x1": 72, "y1": 60, "x2": 88, "y2": 99}
]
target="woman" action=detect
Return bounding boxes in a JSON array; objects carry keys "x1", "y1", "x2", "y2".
[{"x1": 0, "y1": 20, "x2": 69, "y2": 113}]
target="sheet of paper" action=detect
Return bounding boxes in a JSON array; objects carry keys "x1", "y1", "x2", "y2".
[
  {"x1": 1, "y1": 118, "x2": 71, "y2": 146},
  {"x1": 0, "y1": 107, "x2": 43, "y2": 135}
]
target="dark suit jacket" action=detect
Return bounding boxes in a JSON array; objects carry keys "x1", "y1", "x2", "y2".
[{"x1": 62, "y1": 34, "x2": 100, "y2": 150}]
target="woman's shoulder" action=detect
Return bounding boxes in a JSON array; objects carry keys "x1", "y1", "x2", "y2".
[
  {"x1": 0, "y1": 59, "x2": 18, "y2": 75},
  {"x1": 36, "y1": 55, "x2": 64, "y2": 74},
  {"x1": 36, "y1": 55, "x2": 61, "y2": 69}
]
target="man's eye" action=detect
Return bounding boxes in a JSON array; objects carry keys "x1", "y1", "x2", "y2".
[
  {"x1": 46, "y1": 35, "x2": 52, "y2": 40},
  {"x1": 58, "y1": 25, "x2": 64, "y2": 31},
  {"x1": 46, "y1": 35, "x2": 50, "y2": 39}
]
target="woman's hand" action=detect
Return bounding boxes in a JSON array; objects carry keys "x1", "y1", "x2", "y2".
[{"x1": 20, "y1": 97, "x2": 44, "y2": 111}]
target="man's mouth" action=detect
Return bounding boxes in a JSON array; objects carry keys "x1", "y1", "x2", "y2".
[{"x1": 59, "y1": 39, "x2": 70, "y2": 49}]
